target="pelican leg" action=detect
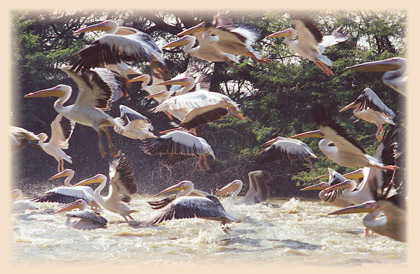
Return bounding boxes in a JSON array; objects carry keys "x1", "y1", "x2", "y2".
[
  {"x1": 165, "y1": 111, "x2": 173, "y2": 120},
  {"x1": 227, "y1": 105, "x2": 246, "y2": 120},
  {"x1": 103, "y1": 128, "x2": 117, "y2": 158},
  {"x1": 189, "y1": 128, "x2": 197, "y2": 136},
  {"x1": 315, "y1": 59, "x2": 334, "y2": 76},
  {"x1": 248, "y1": 50, "x2": 270, "y2": 63},
  {"x1": 97, "y1": 131, "x2": 106, "y2": 158},
  {"x1": 57, "y1": 160, "x2": 61, "y2": 173},
  {"x1": 60, "y1": 159, "x2": 64, "y2": 172},
  {"x1": 197, "y1": 155, "x2": 204, "y2": 171},
  {"x1": 202, "y1": 154, "x2": 211, "y2": 171},
  {"x1": 375, "y1": 124, "x2": 384, "y2": 141}
]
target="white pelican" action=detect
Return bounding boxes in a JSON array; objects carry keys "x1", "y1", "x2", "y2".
[
  {"x1": 11, "y1": 189, "x2": 38, "y2": 213},
  {"x1": 216, "y1": 170, "x2": 272, "y2": 204},
  {"x1": 267, "y1": 17, "x2": 347, "y2": 76},
  {"x1": 55, "y1": 199, "x2": 107, "y2": 229},
  {"x1": 113, "y1": 105, "x2": 156, "y2": 140},
  {"x1": 346, "y1": 57, "x2": 407, "y2": 96},
  {"x1": 77, "y1": 154, "x2": 138, "y2": 221},
  {"x1": 10, "y1": 126, "x2": 39, "y2": 152},
  {"x1": 68, "y1": 20, "x2": 166, "y2": 73},
  {"x1": 290, "y1": 105, "x2": 398, "y2": 170},
  {"x1": 323, "y1": 125, "x2": 399, "y2": 205},
  {"x1": 151, "y1": 77, "x2": 245, "y2": 130},
  {"x1": 146, "y1": 180, "x2": 237, "y2": 226},
  {"x1": 142, "y1": 129, "x2": 215, "y2": 170},
  {"x1": 177, "y1": 13, "x2": 269, "y2": 63},
  {"x1": 339, "y1": 88, "x2": 396, "y2": 141},
  {"x1": 37, "y1": 114, "x2": 75, "y2": 172},
  {"x1": 32, "y1": 169, "x2": 98, "y2": 208},
  {"x1": 329, "y1": 180, "x2": 406, "y2": 242},
  {"x1": 255, "y1": 136, "x2": 318, "y2": 169},
  {"x1": 162, "y1": 34, "x2": 239, "y2": 64},
  {"x1": 24, "y1": 66, "x2": 127, "y2": 158},
  {"x1": 299, "y1": 168, "x2": 354, "y2": 208}
]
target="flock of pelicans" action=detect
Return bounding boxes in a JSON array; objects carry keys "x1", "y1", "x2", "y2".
[{"x1": 11, "y1": 13, "x2": 406, "y2": 243}]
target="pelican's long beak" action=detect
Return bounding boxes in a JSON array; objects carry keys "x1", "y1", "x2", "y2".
[
  {"x1": 290, "y1": 130, "x2": 324, "y2": 139},
  {"x1": 153, "y1": 181, "x2": 190, "y2": 197},
  {"x1": 162, "y1": 36, "x2": 190, "y2": 49},
  {"x1": 145, "y1": 90, "x2": 169, "y2": 99},
  {"x1": 339, "y1": 101, "x2": 357, "y2": 112},
  {"x1": 262, "y1": 137, "x2": 280, "y2": 147},
  {"x1": 216, "y1": 181, "x2": 240, "y2": 196},
  {"x1": 346, "y1": 58, "x2": 401, "y2": 72},
  {"x1": 267, "y1": 29, "x2": 292, "y2": 38},
  {"x1": 55, "y1": 200, "x2": 83, "y2": 213},
  {"x1": 74, "y1": 174, "x2": 103, "y2": 186},
  {"x1": 177, "y1": 22, "x2": 206, "y2": 37},
  {"x1": 129, "y1": 74, "x2": 149, "y2": 83},
  {"x1": 328, "y1": 201, "x2": 376, "y2": 215},
  {"x1": 48, "y1": 169, "x2": 71, "y2": 181},
  {"x1": 300, "y1": 182, "x2": 329, "y2": 191},
  {"x1": 24, "y1": 86, "x2": 65, "y2": 98},
  {"x1": 156, "y1": 77, "x2": 190, "y2": 87},
  {"x1": 342, "y1": 168, "x2": 365, "y2": 180},
  {"x1": 324, "y1": 180, "x2": 354, "y2": 192},
  {"x1": 74, "y1": 21, "x2": 113, "y2": 34}
]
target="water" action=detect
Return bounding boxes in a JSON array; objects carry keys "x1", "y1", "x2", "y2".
[{"x1": 11, "y1": 197, "x2": 406, "y2": 267}]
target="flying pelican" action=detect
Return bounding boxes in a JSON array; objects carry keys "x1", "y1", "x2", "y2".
[
  {"x1": 267, "y1": 16, "x2": 347, "y2": 76},
  {"x1": 142, "y1": 129, "x2": 215, "y2": 170},
  {"x1": 177, "y1": 13, "x2": 269, "y2": 63},
  {"x1": 11, "y1": 189, "x2": 38, "y2": 213},
  {"x1": 299, "y1": 168, "x2": 354, "y2": 207},
  {"x1": 151, "y1": 77, "x2": 245, "y2": 130},
  {"x1": 24, "y1": 66, "x2": 128, "y2": 158},
  {"x1": 55, "y1": 199, "x2": 107, "y2": 229},
  {"x1": 329, "y1": 179, "x2": 406, "y2": 242},
  {"x1": 113, "y1": 105, "x2": 156, "y2": 140},
  {"x1": 346, "y1": 57, "x2": 407, "y2": 96},
  {"x1": 322, "y1": 125, "x2": 399, "y2": 205},
  {"x1": 77, "y1": 154, "x2": 138, "y2": 221},
  {"x1": 68, "y1": 20, "x2": 166, "y2": 73},
  {"x1": 216, "y1": 170, "x2": 272, "y2": 204},
  {"x1": 339, "y1": 88, "x2": 396, "y2": 141},
  {"x1": 32, "y1": 169, "x2": 98, "y2": 208},
  {"x1": 146, "y1": 180, "x2": 237, "y2": 226},
  {"x1": 162, "y1": 33, "x2": 239, "y2": 64},
  {"x1": 290, "y1": 105, "x2": 398, "y2": 170},
  {"x1": 37, "y1": 114, "x2": 75, "y2": 173},
  {"x1": 255, "y1": 136, "x2": 318, "y2": 169},
  {"x1": 10, "y1": 126, "x2": 39, "y2": 152}
]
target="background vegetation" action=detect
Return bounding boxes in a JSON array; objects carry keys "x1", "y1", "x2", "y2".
[{"x1": 11, "y1": 10, "x2": 406, "y2": 198}]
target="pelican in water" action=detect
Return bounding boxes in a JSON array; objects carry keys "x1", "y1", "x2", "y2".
[
  {"x1": 329, "y1": 179, "x2": 406, "y2": 242},
  {"x1": 77, "y1": 154, "x2": 138, "y2": 221},
  {"x1": 146, "y1": 180, "x2": 237, "y2": 226},
  {"x1": 68, "y1": 20, "x2": 166, "y2": 73},
  {"x1": 267, "y1": 16, "x2": 347, "y2": 76},
  {"x1": 113, "y1": 105, "x2": 156, "y2": 140},
  {"x1": 56, "y1": 199, "x2": 107, "y2": 229},
  {"x1": 176, "y1": 13, "x2": 269, "y2": 63},
  {"x1": 346, "y1": 57, "x2": 407, "y2": 96},
  {"x1": 300, "y1": 168, "x2": 354, "y2": 208},
  {"x1": 256, "y1": 136, "x2": 318, "y2": 169},
  {"x1": 24, "y1": 66, "x2": 128, "y2": 158},
  {"x1": 32, "y1": 169, "x2": 98, "y2": 208},
  {"x1": 11, "y1": 189, "x2": 38, "y2": 213},
  {"x1": 37, "y1": 114, "x2": 75, "y2": 172},
  {"x1": 290, "y1": 105, "x2": 398, "y2": 171},
  {"x1": 216, "y1": 170, "x2": 273, "y2": 204},
  {"x1": 142, "y1": 129, "x2": 215, "y2": 170},
  {"x1": 339, "y1": 88, "x2": 396, "y2": 141},
  {"x1": 10, "y1": 126, "x2": 39, "y2": 152}
]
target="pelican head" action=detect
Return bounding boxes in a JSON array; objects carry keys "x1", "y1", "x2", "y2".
[
  {"x1": 48, "y1": 169, "x2": 74, "y2": 181},
  {"x1": 153, "y1": 180, "x2": 194, "y2": 197},
  {"x1": 74, "y1": 20, "x2": 118, "y2": 34},
  {"x1": 290, "y1": 129, "x2": 324, "y2": 139},
  {"x1": 129, "y1": 74, "x2": 151, "y2": 84},
  {"x1": 74, "y1": 174, "x2": 105, "y2": 186},
  {"x1": 267, "y1": 28, "x2": 295, "y2": 39},
  {"x1": 216, "y1": 180, "x2": 243, "y2": 197},
  {"x1": 24, "y1": 85, "x2": 69, "y2": 98},
  {"x1": 176, "y1": 22, "x2": 207, "y2": 37},
  {"x1": 36, "y1": 133, "x2": 48, "y2": 142},
  {"x1": 55, "y1": 199, "x2": 87, "y2": 213},
  {"x1": 162, "y1": 36, "x2": 193, "y2": 49},
  {"x1": 328, "y1": 200, "x2": 377, "y2": 215}
]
